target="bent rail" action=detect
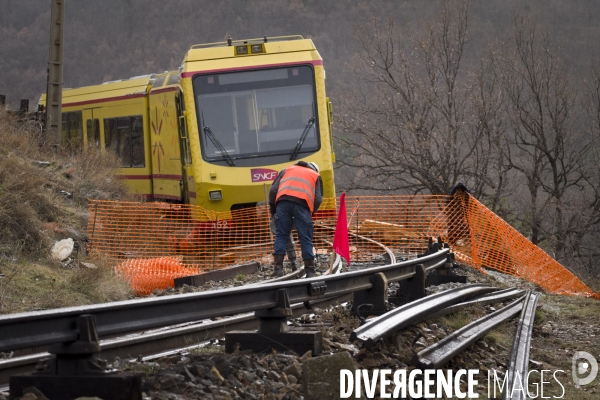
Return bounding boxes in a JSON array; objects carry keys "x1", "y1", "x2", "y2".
[
  {"x1": 415, "y1": 295, "x2": 526, "y2": 369},
  {"x1": 428, "y1": 287, "x2": 526, "y2": 320},
  {"x1": 350, "y1": 284, "x2": 497, "y2": 348},
  {"x1": 319, "y1": 224, "x2": 397, "y2": 265},
  {"x1": 504, "y1": 291, "x2": 539, "y2": 400}
]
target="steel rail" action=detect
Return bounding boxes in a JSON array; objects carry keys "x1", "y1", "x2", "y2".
[
  {"x1": 350, "y1": 284, "x2": 497, "y2": 348},
  {"x1": 320, "y1": 241, "x2": 343, "y2": 275},
  {"x1": 0, "y1": 293, "x2": 351, "y2": 386},
  {"x1": 0, "y1": 247, "x2": 337, "y2": 379},
  {"x1": 319, "y1": 224, "x2": 397, "y2": 265},
  {"x1": 326, "y1": 253, "x2": 343, "y2": 275},
  {"x1": 504, "y1": 291, "x2": 539, "y2": 400},
  {"x1": 415, "y1": 295, "x2": 526, "y2": 369},
  {"x1": 0, "y1": 247, "x2": 449, "y2": 353},
  {"x1": 347, "y1": 231, "x2": 397, "y2": 265},
  {"x1": 261, "y1": 267, "x2": 305, "y2": 283},
  {"x1": 263, "y1": 250, "x2": 342, "y2": 283},
  {"x1": 427, "y1": 287, "x2": 526, "y2": 320}
]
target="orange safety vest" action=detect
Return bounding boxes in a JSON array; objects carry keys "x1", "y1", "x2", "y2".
[{"x1": 276, "y1": 165, "x2": 319, "y2": 214}]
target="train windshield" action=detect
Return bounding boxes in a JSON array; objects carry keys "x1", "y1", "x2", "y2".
[{"x1": 193, "y1": 65, "x2": 319, "y2": 163}]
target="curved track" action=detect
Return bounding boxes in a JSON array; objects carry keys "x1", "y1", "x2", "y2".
[{"x1": 318, "y1": 224, "x2": 397, "y2": 266}]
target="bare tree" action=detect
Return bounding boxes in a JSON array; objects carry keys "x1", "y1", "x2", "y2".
[
  {"x1": 499, "y1": 15, "x2": 592, "y2": 263},
  {"x1": 572, "y1": 61, "x2": 600, "y2": 276},
  {"x1": 336, "y1": 1, "x2": 508, "y2": 210}
]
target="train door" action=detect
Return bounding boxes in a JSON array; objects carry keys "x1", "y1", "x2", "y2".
[
  {"x1": 82, "y1": 108, "x2": 101, "y2": 148},
  {"x1": 175, "y1": 89, "x2": 193, "y2": 204},
  {"x1": 148, "y1": 87, "x2": 185, "y2": 202}
]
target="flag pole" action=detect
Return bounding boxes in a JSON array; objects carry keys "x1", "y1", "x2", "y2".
[
  {"x1": 328, "y1": 245, "x2": 336, "y2": 274},
  {"x1": 328, "y1": 195, "x2": 340, "y2": 275}
]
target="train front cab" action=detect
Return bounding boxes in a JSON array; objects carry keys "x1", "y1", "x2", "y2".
[{"x1": 180, "y1": 36, "x2": 336, "y2": 221}]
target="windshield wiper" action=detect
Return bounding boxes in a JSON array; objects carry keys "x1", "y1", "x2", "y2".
[
  {"x1": 290, "y1": 117, "x2": 315, "y2": 161},
  {"x1": 203, "y1": 126, "x2": 235, "y2": 166}
]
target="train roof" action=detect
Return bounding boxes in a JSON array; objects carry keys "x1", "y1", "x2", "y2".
[
  {"x1": 38, "y1": 72, "x2": 178, "y2": 107},
  {"x1": 183, "y1": 35, "x2": 319, "y2": 63},
  {"x1": 37, "y1": 35, "x2": 320, "y2": 108}
]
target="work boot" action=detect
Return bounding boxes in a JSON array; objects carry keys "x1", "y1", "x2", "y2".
[
  {"x1": 287, "y1": 252, "x2": 298, "y2": 272},
  {"x1": 304, "y1": 258, "x2": 316, "y2": 278},
  {"x1": 272, "y1": 254, "x2": 284, "y2": 277}
]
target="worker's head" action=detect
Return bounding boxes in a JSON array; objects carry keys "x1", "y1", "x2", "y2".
[{"x1": 307, "y1": 162, "x2": 320, "y2": 174}]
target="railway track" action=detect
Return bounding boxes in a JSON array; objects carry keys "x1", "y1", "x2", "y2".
[
  {"x1": 0, "y1": 237, "x2": 540, "y2": 399},
  {"x1": 0, "y1": 292, "x2": 352, "y2": 387},
  {"x1": 0, "y1": 238, "x2": 346, "y2": 388}
]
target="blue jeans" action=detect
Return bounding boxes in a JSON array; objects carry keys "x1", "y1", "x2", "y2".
[
  {"x1": 273, "y1": 200, "x2": 314, "y2": 260},
  {"x1": 269, "y1": 217, "x2": 296, "y2": 256}
]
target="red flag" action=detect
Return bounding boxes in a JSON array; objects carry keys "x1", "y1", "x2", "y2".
[{"x1": 332, "y1": 192, "x2": 350, "y2": 265}]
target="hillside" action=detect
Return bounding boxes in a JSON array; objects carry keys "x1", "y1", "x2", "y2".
[
  {"x1": 2, "y1": 0, "x2": 600, "y2": 110},
  {"x1": 0, "y1": 110, "x2": 133, "y2": 313}
]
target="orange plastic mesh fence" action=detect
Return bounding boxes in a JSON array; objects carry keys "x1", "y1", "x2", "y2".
[
  {"x1": 87, "y1": 199, "x2": 275, "y2": 268},
  {"x1": 436, "y1": 191, "x2": 600, "y2": 299},
  {"x1": 87, "y1": 192, "x2": 599, "y2": 298},
  {"x1": 115, "y1": 256, "x2": 198, "y2": 296}
]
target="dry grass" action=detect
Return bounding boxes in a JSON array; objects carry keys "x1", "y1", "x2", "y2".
[
  {"x1": 0, "y1": 112, "x2": 59, "y2": 254},
  {"x1": 55, "y1": 145, "x2": 135, "y2": 205},
  {"x1": 437, "y1": 304, "x2": 488, "y2": 331},
  {"x1": 0, "y1": 110, "x2": 134, "y2": 255},
  {"x1": 0, "y1": 110, "x2": 134, "y2": 313},
  {"x1": 0, "y1": 256, "x2": 131, "y2": 313},
  {"x1": 65, "y1": 256, "x2": 132, "y2": 304}
]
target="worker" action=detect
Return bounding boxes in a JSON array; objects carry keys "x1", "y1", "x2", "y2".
[{"x1": 269, "y1": 161, "x2": 323, "y2": 278}]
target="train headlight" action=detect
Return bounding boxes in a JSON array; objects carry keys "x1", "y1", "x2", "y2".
[
  {"x1": 209, "y1": 190, "x2": 223, "y2": 201},
  {"x1": 251, "y1": 44, "x2": 263, "y2": 53},
  {"x1": 235, "y1": 45, "x2": 248, "y2": 55}
]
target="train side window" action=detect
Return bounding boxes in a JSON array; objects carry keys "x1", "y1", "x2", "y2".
[
  {"x1": 104, "y1": 119, "x2": 116, "y2": 151},
  {"x1": 103, "y1": 116, "x2": 145, "y2": 168},
  {"x1": 94, "y1": 119, "x2": 100, "y2": 145},
  {"x1": 153, "y1": 76, "x2": 166, "y2": 88},
  {"x1": 86, "y1": 118, "x2": 100, "y2": 147},
  {"x1": 61, "y1": 114, "x2": 69, "y2": 144},
  {"x1": 130, "y1": 116, "x2": 145, "y2": 167},
  {"x1": 116, "y1": 117, "x2": 131, "y2": 166},
  {"x1": 61, "y1": 111, "x2": 83, "y2": 149},
  {"x1": 167, "y1": 73, "x2": 181, "y2": 86}
]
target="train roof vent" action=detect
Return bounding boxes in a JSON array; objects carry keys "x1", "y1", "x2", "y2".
[{"x1": 191, "y1": 35, "x2": 304, "y2": 50}]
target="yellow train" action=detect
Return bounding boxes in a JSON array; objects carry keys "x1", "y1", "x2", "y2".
[{"x1": 39, "y1": 35, "x2": 336, "y2": 221}]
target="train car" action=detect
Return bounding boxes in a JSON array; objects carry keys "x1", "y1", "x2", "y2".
[{"x1": 39, "y1": 35, "x2": 336, "y2": 220}]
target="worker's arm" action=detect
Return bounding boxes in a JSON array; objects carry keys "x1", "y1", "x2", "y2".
[
  {"x1": 312, "y1": 176, "x2": 323, "y2": 215},
  {"x1": 269, "y1": 169, "x2": 286, "y2": 216}
]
